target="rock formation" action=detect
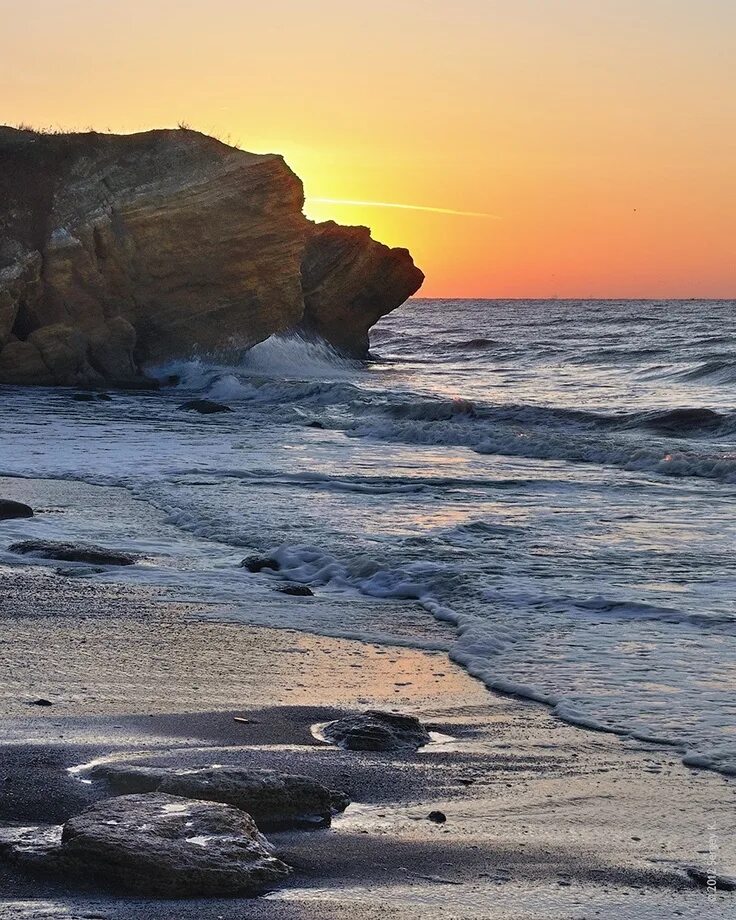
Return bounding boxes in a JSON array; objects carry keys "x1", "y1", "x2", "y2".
[
  {"x1": 0, "y1": 126, "x2": 424, "y2": 387},
  {"x1": 322, "y1": 710, "x2": 432, "y2": 752},
  {"x1": 9, "y1": 539, "x2": 136, "y2": 566},
  {"x1": 91, "y1": 764, "x2": 350, "y2": 829},
  {"x1": 0, "y1": 793, "x2": 291, "y2": 896}
]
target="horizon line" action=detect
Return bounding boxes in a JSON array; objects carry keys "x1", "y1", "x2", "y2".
[{"x1": 409, "y1": 295, "x2": 736, "y2": 301}]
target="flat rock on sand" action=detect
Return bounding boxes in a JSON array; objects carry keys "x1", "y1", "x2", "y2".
[
  {"x1": 8, "y1": 540, "x2": 135, "y2": 566},
  {"x1": 323, "y1": 710, "x2": 432, "y2": 752},
  {"x1": 1, "y1": 793, "x2": 291, "y2": 897},
  {"x1": 91, "y1": 764, "x2": 349, "y2": 829}
]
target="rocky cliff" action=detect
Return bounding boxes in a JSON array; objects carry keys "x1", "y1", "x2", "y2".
[{"x1": 0, "y1": 127, "x2": 423, "y2": 387}]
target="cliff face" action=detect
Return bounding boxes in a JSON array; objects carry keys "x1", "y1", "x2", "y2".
[{"x1": 0, "y1": 127, "x2": 423, "y2": 386}]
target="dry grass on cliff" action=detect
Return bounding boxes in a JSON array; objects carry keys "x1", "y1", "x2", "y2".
[{"x1": 10, "y1": 121, "x2": 241, "y2": 150}]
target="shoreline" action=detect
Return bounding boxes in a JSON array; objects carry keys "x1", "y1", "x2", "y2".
[
  {"x1": 0, "y1": 470, "x2": 733, "y2": 782},
  {"x1": 1, "y1": 564, "x2": 734, "y2": 918}
]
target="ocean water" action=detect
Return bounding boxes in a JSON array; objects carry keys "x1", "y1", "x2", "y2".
[{"x1": 1, "y1": 298, "x2": 735, "y2": 775}]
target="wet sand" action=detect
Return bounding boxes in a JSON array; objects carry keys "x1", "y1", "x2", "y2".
[{"x1": 0, "y1": 565, "x2": 734, "y2": 919}]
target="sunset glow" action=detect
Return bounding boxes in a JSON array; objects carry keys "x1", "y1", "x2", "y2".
[{"x1": 3, "y1": 0, "x2": 735, "y2": 297}]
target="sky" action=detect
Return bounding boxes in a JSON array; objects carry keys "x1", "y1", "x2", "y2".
[{"x1": 2, "y1": 0, "x2": 735, "y2": 298}]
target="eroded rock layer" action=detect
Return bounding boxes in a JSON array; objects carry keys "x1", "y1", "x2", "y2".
[{"x1": 0, "y1": 126, "x2": 424, "y2": 386}]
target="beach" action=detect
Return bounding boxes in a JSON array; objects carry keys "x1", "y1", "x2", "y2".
[
  {"x1": 0, "y1": 508, "x2": 733, "y2": 918},
  {"x1": 4, "y1": 1, "x2": 736, "y2": 912},
  {"x1": 1, "y1": 298, "x2": 735, "y2": 917}
]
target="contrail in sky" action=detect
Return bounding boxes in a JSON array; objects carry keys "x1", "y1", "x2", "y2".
[{"x1": 307, "y1": 197, "x2": 501, "y2": 219}]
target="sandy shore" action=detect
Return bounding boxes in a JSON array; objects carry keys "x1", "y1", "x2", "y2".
[{"x1": 0, "y1": 561, "x2": 734, "y2": 920}]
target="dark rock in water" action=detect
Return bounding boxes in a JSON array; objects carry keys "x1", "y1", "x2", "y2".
[
  {"x1": 0, "y1": 499, "x2": 33, "y2": 520},
  {"x1": 178, "y1": 398, "x2": 233, "y2": 414},
  {"x1": 0, "y1": 127, "x2": 422, "y2": 388},
  {"x1": 427, "y1": 810, "x2": 447, "y2": 824},
  {"x1": 58, "y1": 793, "x2": 290, "y2": 896},
  {"x1": 277, "y1": 584, "x2": 314, "y2": 597},
  {"x1": 241, "y1": 555, "x2": 280, "y2": 573},
  {"x1": 55, "y1": 564, "x2": 106, "y2": 577},
  {"x1": 72, "y1": 391, "x2": 112, "y2": 402},
  {"x1": 323, "y1": 710, "x2": 432, "y2": 753},
  {"x1": 29, "y1": 698, "x2": 53, "y2": 706},
  {"x1": 306, "y1": 420, "x2": 326, "y2": 429},
  {"x1": 9, "y1": 539, "x2": 135, "y2": 566},
  {"x1": 91, "y1": 765, "x2": 349, "y2": 830}
]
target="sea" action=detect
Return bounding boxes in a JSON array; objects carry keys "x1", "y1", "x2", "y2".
[{"x1": 1, "y1": 298, "x2": 734, "y2": 776}]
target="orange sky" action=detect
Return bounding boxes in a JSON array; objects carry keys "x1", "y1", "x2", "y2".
[{"x1": 3, "y1": 0, "x2": 735, "y2": 297}]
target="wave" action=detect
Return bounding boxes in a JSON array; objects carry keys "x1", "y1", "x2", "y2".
[
  {"x1": 447, "y1": 337, "x2": 498, "y2": 351},
  {"x1": 620, "y1": 407, "x2": 733, "y2": 437},
  {"x1": 671, "y1": 359, "x2": 736, "y2": 385},
  {"x1": 150, "y1": 333, "x2": 362, "y2": 392},
  {"x1": 237, "y1": 541, "x2": 736, "y2": 777},
  {"x1": 178, "y1": 467, "x2": 546, "y2": 499},
  {"x1": 542, "y1": 594, "x2": 736, "y2": 633},
  {"x1": 347, "y1": 414, "x2": 736, "y2": 483}
]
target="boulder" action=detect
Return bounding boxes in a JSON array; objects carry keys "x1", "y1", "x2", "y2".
[
  {"x1": 240, "y1": 555, "x2": 280, "y2": 573},
  {"x1": 277, "y1": 584, "x2": 314, "y2": 596},
  {"x1": 323, "y1": 710, "x2": 432, "y2": 752},
  {"x1": 0, "y1": 824, "x2": 63, "y2": 870},
  {"x1": 0, "y1": 498, "x2": 33, "y2": 520},
  {"x1": 0, "y1": 338, "x2": 53, "y2": 385},
  {"x1": 0, "y1": 795, "x2": 292, "y2": 897},
  {"x1": 2, "y1": 793, "x2": 291, "y2": 897},
  {"x1": 0, "y1": 126, "x2": 423, "y2": 386},
  {"x1": 27, "y1": 323, "x2": 95, "y2": 385},
  {"x1": 91, "y1": 764, "x2": 349, "y2": 830},
  {"x1": 8, "y1": 539, "x2": 135, "y2": 566},
  {"x1": 86, "y1": 316, "x2": 138, "y2": 381}
]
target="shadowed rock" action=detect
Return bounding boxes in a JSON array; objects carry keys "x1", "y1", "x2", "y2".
[
  {"x1": 7, "y1": 793, "x2": 290, "y2": 897},
  {"x1": 686, "y1": 865, "x2": 736, "y2": 891},
  {"x1": 0, "y1": 126, "x2": 423, "y2": 386},
  {"x1": 240, "y1": 555, "x2": 280, "y2": 573},
  {"x1": 8, "y1": 539, "x2": 135, "y2": 566},
  {"x1": 72, "y1": 391, "x2": 112, "y2": 402},
  {"x1": 0, "y1": 824, "x2": 63, "y2": 869},
  {"x1": 323, "y1": 710, "x2": 432, "y2": 752},
  {"x1": 178, "y1": 398, "x2": 232, "y2": 414},
  {"x1": 0, "y1": 499, "x2": 33, "y2": 520},
  {"x1": 427, "y1": 810, "x2": 447, "y2": 824},
  {"x1": 277, "y1": 584, "x2": 314, "y2": 596},
  {"x1": 90, "y1": 764, "x2": 350, "y2": 829}
]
